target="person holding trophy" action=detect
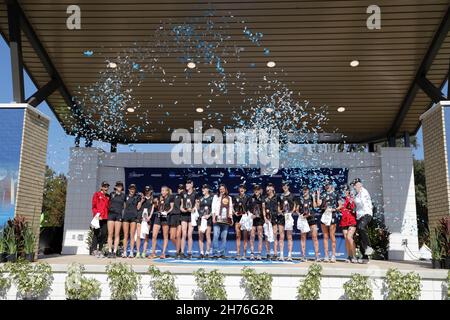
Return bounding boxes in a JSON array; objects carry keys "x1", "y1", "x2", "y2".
[
  {"x1": 149, "y1": 186, "x2": 174, "y2": 259},
  {"x1": 265, "y1": 183, "x2": 279, "y2": 260},
  {"x1": 197, "y1": 184, "x2": 214, "y2": 259},
  {"x1": 180, "y1": 180, "x2": 197, "y2": 259},
  {"x1": 279, "y1": 181, "x2": 296, "y2": 261},
  {"x1": 212, "y1": 184, "x2": 233, "y2": 259},
  {"x1": 247, "y1": 184, "x2": 267, "y2": 260},
  {"x1": 314, "y1": 180, "x2": 340, "y2": 263},
  {"x1": 233, "y1": 184, "x2": 249, "y2": 260},
  {"x1": 295, "y1": 185, "x2": 320, "y2": 262},
  {"x1": 136, "y1": 185, "x2": 154, "y2": 258}
]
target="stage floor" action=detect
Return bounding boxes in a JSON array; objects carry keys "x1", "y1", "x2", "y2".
[{"x1": 37, "y1": 254, "x2": 446, "y2": 278}]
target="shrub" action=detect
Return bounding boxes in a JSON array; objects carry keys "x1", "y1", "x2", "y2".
[
  {"x1": 384, "y1": 268, "x2": 421, "y2": 300},
  {"x1": 297, "y1": 263, "x2": 322, "y2": 300},
  {"x1": 106, "y1": 262, "x2": 141, "y2": 300},
  {"x1": 65, "y1": 262, "x2": 101, "y2": 300},
  {"x1": 193, "y1": 268, "x2": 227, "y2": 300},
  {"x1": 0, "y1": 265, "x2": 12, "y2": 298},
  {"x1": 4, "y1": 225, "x2": 17, "y2": 255},
  {"x1": 7, "y1": 260, "x2": 53, "y2": 299},
  {"x1": 22, "y1": 224, "x2": 36, "y2": 255},
  {"x1": 240, "y1": 267, "x2": 272, "y2": 300},
  {"x1": 343, "y1": 274, "x2": 373, "y2": 300},
  {"x1": 148, "y1": 265, "x2": 178, "y2": 300}
]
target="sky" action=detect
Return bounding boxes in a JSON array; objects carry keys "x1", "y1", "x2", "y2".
[{"x1": 0, "y1": 37, "x2": 443, "y2": 174}]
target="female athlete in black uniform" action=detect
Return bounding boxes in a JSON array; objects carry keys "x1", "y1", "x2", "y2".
[
  {"x1": 170, "y1": 184, "x2": 184, "y2": 259},
  {"x1": 139, "y1": 186, "x2": 155, "y2": 258},
  {"x1": 233, "y1": 184, "x2": 249, "y2": 260},
  {"x1": 180, "y1": 180, "x2": 197, "y2": 259},
  {"x1": 295, "y1": 186, "x2": 320, "y2": 261},
  {"x1": 135, "y1": 185, "x2": 153, "y2": 258},
  {"x1": 197, "y1": 184, "x2": 213, "y2": 259},
  {"x1": 247, "y1": 184, "x2": 267, "y2": 260},
  {"x1": 150, "y1": 186, "x2": 174, "y2": 259},
  {"x1": 107, "y1": 181, "x2": 126, "y2": 258},
  {"x1": 278, "y1": 181, "x2": 295, "y2": 261},
  {"x1": 314, "y1": 181, "x2": 340, "y2": 263},
  {"x1": 122, "y1": 184, "x2": 145, "y2": 258}
]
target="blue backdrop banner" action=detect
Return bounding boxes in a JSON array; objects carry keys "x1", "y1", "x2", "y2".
[{"x1": 0, "y1": 109, "x2": 24, "y2": 227}]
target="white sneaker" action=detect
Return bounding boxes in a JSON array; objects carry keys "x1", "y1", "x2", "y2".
[{"x1": 365, "y1": 246, "x2": 374, "y2": 255}]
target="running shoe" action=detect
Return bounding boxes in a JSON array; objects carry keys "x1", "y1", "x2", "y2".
[
  {"x1": 351, "y1": 257, "x2": 358, "y2": 264},
  {"x1": 323, "y1": 256, "x2": 330, "y2": 263},
  {"x1": 121, "y1": 252, "x2": 127, "y2": 258},
  {"x1": 128, "y1": 253, "x2": 134, "y2": 259},
  {"x1": 344, "y1": 256, "x2": 351, "y2": 263},
  {"x1": 205, "y1": 253, "x2": 210, "y2": 259},
  {"x1": 266, "y1": 254, "x2": 271, "y2": 260},
  {"x1": 250, "y1": 253, "x2": 255, "y2": 260},
  {"x1": 256, "y1": 255, "x2": 262, "y2": 260},
  {"x1": 277, "y1": 256, "x2": 284, "y2": 261},
  {"x1": 314, "y1": 256, "x2": 321, "y2": 262},
  {"x1": 300, "y1": 256, "x2": 307, "y2": 262},
  {"x1": 330, "y1": 256, "x2": 336, "y2": 263},
  {"x1": 234, "y1": 255, "x2": 240, "y2": 260},
  {"x1": 200, "y1": 254, "x2": 204, "y2": 260},
  {"x1": 187, "y1": 253, "x2": 192, "y2": 260},
  {"x1": 271, "y1": 254, "x2": 277, "y2": 261},
  {"x1": 286, "y1": 256, "x2": 293, "y2": 262}
]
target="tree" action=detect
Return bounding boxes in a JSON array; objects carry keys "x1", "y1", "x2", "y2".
[
  {"x1": 413, "y1": 159, "x2": 428, "y2": 247},
  {"x1": 41, "y1": 167, "x2": 67, "y2": 227}
]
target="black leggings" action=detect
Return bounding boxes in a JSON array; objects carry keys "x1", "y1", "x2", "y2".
[
  {"x1": 357, "y1": 215, "x2": 372, "y2": 257},
  {"x1": 91, "y1": 220, "x2": 108, "y2": 253}
]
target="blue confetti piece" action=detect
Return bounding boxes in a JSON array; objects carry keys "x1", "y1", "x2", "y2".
[{"x1": 83, "y1": 50, "x2": 94, "y2": 57}]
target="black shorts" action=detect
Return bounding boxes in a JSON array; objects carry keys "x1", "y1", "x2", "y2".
[
  {"x1": 154, "y1": 215, "x2": 169, "y2": 226},
  {"x1": 122, "y1": 214, "x2": 139, "y2": 223},
  {"x1": 233, "y1": 214, "x2": 244, "y2": 224},
  {"x1": 341, "y1": 225, "x2": 356, "y2": 230},
  {"x1": 180, "y1": 214, "x2": 191, "y2": 223},
  {"x1": 197, "y1": 217, "x2": 212, "y2": 227},
  {"x1": 271, "y1": 214, "x2": 285, "y2": 225},
  {"x1": 253, "y1": 217, "x2": 265, "y2": 227},
  {"x1": 108, "y1": 213, "x2": 122, "y2": 222},
  {"x1": 168, "y1": 213, "x2": 181, "y2": 227},
  {"x1": 306, "y1": 215, "x2": 317, "y2": 226}
]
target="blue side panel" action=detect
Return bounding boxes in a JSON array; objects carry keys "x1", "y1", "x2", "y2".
[{"x1": 0, "y1": 108, "x2": 24, "y2": 227}]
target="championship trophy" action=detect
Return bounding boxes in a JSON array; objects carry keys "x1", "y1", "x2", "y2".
[
  {"x1": 159, "y1": 197, "x2": 167, "y2": 217},
  {"x1": 217, "y1": 196, "x2": 232, "y2": 225},
  {"x1": 236, "y1": 201, "x2": 245, "y2": 217},
  {"x1": 186, "y1": 198, "x2": 192, "y2": 211}
]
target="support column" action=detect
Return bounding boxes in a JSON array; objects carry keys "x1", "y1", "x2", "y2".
[
  {"x1": 380, "y1": 147, "x2": 419, "y2": 260},
  {"x1": 420, "y1": 101, "x2": 450, "y2": 230},
  {"x1": 7, "y1": 2, "x2": 24, "y2": 103}
]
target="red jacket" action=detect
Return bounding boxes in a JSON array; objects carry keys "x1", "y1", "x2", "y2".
[
  {"x1": 340, "y1": 196, "x2": 357, "y2": 227},
  {"x1": 92, "y1": 191, "x2": 110, "y2": 220}
]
